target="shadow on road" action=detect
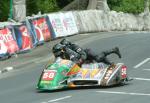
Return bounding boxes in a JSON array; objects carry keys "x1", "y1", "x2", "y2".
[{"x1": 36, "y1": 83, "x2": 131, "y2": 93}]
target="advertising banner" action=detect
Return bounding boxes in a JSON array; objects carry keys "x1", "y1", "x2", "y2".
[
  {"x1": 0, "y1": 38, "x2": 8, "y2": 57},
  {"x1": 62, "y1": 12, "x2": 79, "y2": 36},
  {"x1": 32, "y1": 17, "x2": 51, "y2": 43},
  {"x1": 48, "y1": 13, "x2": 66, "y2": 38},
  {"x1": 0, "y1": 28, "x2": 19, "y2": 55},
  {"x1": 25, "y1": 19, "x2": 38, "y2": 47},
  {"x1": 14, "y1": 24, "x2": 33, "y2": 52},
  {"x1": 48, "y1": 12, "x2": 78, "y2": 38}
]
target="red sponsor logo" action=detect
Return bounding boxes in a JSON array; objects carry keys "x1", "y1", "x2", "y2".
[{"x1": 121, "y1": 65, "x2": 127, "y2": 78}]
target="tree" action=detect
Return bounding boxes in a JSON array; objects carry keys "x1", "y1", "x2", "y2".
[
  {"x1": 26, "y1": 0, "x2": 60, "y2": 16},
  {"x1": 107, "y1": 0, "x2": 145, "y2": 14},
  {"x1": 0, "y1": 0, "x2": 9, "y2": 21},
  {"x1": 56, "y1": 0, "x2": 73, "y2": 8},
  {"x1": 26, "y1": 0, "x2": 38, "y2": 16}
]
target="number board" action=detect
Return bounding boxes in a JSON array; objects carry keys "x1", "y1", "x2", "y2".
[{"x1": 42, "y1": 70, "x2": 56, "y2": 81}]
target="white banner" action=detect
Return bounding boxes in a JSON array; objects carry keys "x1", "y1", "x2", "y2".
[
  {"x1": 48, "y1": 13, "x2": 66, "y2": 37},
  {"x1": 48, "y1": 12, "x2": 78, "y2": 38},
  {"x1": 62, "y1": 12, "x2": 78, "y2": 36}
]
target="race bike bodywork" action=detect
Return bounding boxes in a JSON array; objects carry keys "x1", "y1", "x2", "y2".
[
  {"x1": 68, "y1": 63, "x2": 128, "y2": 87},
  {"x1": 37, "y1": 57, "x2": 129, "y2": 91},
  {"x1": 37, "y1": 57, "x2": 80, "y2": 90}
]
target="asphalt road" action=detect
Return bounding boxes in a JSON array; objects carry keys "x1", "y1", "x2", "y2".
[{"x1": 0, "y1": 31, "x2": 150, "y2": 103}]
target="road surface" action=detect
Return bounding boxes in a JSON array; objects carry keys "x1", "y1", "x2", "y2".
[{"x1": 0, "y1": 31, "x2": 150, "y2": 103}]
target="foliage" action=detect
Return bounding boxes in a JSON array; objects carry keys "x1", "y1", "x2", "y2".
[
  {"x1": 26, "y1": 0, "x2": 73, "y2": 16},
  {"x1": 26, "y1": 0, "x2": 60, "y2": 16},
  {"x1": 0, "y1": 0, "x2": 10, "y2": 21},
  {"x1": 107, "y1": 0, "x2": 150, "y2": 14},
  {"x1": 56, "y1": 0, "x2": 73, "y2": 8}
]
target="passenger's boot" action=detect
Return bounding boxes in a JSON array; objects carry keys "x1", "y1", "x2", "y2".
[
  {"x1": 103, "y1": 57, "x2": 114, "y2": 65},
  {"x1": 112, "y1": 47, "x2": 122, "y2": 58}
]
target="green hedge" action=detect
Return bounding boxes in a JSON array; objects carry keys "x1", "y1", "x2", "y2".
[
  {"x1": 108, "y1": 0, "x2": 150, "y2": 14},
  {"x1": 0, "y1": 0, "x2": 10, "y2": 21}
]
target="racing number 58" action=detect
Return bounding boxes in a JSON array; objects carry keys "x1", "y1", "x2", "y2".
[{"x1": 42, "y1": 71, "x2": 56, "y2": 81}]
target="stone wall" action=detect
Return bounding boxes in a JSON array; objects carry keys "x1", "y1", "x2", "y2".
[{"x1": 73, "y1": 10, "x2": 150, "y2": 33}]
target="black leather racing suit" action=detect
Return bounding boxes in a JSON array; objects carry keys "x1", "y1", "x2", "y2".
[
  {"x1": 66, "y1": 43, "x2": 113, "y2": 65},
  {"x1": 63, "y1": 47, "x2": 81, "y2": 63}
]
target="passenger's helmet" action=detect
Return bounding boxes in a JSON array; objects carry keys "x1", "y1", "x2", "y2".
[
  {"x1": 60, "y1": 38, "x2": 71, "y2": 46},
  {"x1": 52, "y1": 43, "x2": 64, "y2": 57}
]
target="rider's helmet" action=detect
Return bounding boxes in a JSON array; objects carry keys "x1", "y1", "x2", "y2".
[
  {"x1": 52, "y1": 43, "x2": 64, "y2": 57},
  {"x1": 60, "y1": 38, "x2": 71, "y2": 46}
]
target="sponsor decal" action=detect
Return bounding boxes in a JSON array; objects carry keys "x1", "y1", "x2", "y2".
[
  {"x1": 81, "y1": 69, "x2": 89, "y2": 79},
  {"x1": 104, "y1": 70, "x2": 113, "y2": 80},
  {"x1": 90, "y1": 69, "x2": 100, "y2": 78},
  {"x1": 40, "y1": 80, "x2": 51, "y2": 84},
  {"x1": 121, "y1": 65, "x2": 127, "y2": 78},
  {"x1": 67, "y1": 64, "x2": 80, "y2": 76},
  {"x1": 61, "y1": 70, "x2": 68, "y2": 76}
]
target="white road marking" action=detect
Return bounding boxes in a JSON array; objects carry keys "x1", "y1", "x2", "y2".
[
  {"x1": 134, "y1": 58, "x2": 150, "y2": 69},
  {"x1": 143, "y1": 69, "x2": 150, "y2": 71},
  {"x1": 5, "y1": 67, "x2": 13, "y2": 71},
  {"x1": 96, "y1": 91, "x2": 150, "y2": 96},
  {"x1": 134, "y1": 77, "x2": 150, "y2": 81},
  {"x1": 41, "y1": 96, "x2": 72, "y2": 103}
]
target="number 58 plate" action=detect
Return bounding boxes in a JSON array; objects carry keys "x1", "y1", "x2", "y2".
[{"x1": 42, "y1": 70, "x2": 56, "y2": 81}]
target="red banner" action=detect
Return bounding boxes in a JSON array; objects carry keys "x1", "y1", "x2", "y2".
[
  {"x1": 0, "y1": 28, "x2": 19, "y2": 54},
  {"x1": 32, "y1": 17, "x2": 51, "y2": 42},
  {"x1": 19, "y1": 25, "x2": 33, "y2": 51}
]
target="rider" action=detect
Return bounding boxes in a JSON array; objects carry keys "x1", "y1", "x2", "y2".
[
  {"x1": 52, "y1": 43, "x2": 81, "y2": 63},
  {"x1": 52, "y1": 38, "x2": 122, "y2": 65}
]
